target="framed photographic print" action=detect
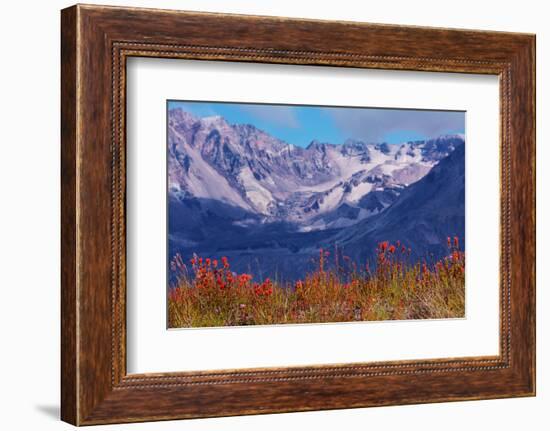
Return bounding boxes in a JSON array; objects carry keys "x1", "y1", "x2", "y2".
[
  {"x1": 61, "y1": 4, "x2": 536, "y2": 425},
  {"x1": 165, "y1": 100, "x2": 466, "y2": 329}
]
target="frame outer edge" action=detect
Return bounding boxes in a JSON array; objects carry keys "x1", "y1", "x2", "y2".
[
  {"x1": 506, "y1": 35, "x2": 536, "y2": 396},
  {"x1": 523, "y1": 34, "x2": 536, "y2": 395},
  {"x1": 531, "y1": 34, "x2": 536, "y2": 396},
  {"x1": 61, "y1": 5, "x2": 79, "y2": 426},
  {"x1": 526, "y1": 35, "x2": 536, "y2": 396}
]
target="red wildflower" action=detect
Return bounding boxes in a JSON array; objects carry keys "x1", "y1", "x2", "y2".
[
  {"x1": 454, "y1": 236, "x2": 459, "y2": 248},
  {"x1": 388, "y1": 245, "x2": 396, "y2": 254},
  {"x1": 238, "y1": 273, "x2": 252, "y2": 286},
  {"x1": 379, "y1": 241, "x2": 389, "y2": 252},
  {"x1": 447, "y1": 236, "x2": 451, "y2": 248},
  {"x1": 254, "y1": 278, "x2": 273, "y2": 297}
]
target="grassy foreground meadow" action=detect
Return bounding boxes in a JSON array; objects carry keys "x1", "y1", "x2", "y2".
[{"x1": 168, "y1": 238, "x2": 465, "y2": 328}]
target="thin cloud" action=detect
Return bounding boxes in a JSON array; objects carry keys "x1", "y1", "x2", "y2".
[
  {"x1": 328, "y1": 108, "x2": 465, "y2": 143},
  {"x1": 237, "y1": 105, "x2": 300, "y2": 129}
]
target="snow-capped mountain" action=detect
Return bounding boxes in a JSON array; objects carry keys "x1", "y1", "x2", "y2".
[{"x1": 168, "y1": 108, "x2": 463, "y2": 231}]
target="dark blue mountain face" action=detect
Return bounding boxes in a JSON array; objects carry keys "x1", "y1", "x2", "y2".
[
  {"x1": 332, "y1": 142, "x2": 465, "y2": 265},
  {"x1": 167, "y1": 109, "x2": 465, "y2": 283}
]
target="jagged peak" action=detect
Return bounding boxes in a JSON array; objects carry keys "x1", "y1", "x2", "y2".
[
  {"x1": 201, "y1": 115, "x2": 228, "y2": 127},
  {"x1": 169, "y1": 107, "x2": 200, "y2": 124},
  {"x1": 306, "y1": 139, "x2": 332, "y2": 150},
  {"x1": 343, "y1": 138, "x2": 362, "y2": 145}
]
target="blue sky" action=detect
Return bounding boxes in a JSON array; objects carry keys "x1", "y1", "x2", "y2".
[{"x1": 168, "y1": 100, "x2": 465, "y2": 148}]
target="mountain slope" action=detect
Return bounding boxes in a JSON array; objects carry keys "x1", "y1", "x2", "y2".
[
  {"x1": 333, "y1": 141, "x2": 465, "y2": 262},
  {"x1": 168, "y1": 107, "x2": 463, "y2": 231}
]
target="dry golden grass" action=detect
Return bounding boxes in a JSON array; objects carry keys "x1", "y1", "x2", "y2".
[{"x1": 168, "y1": 240, "x2": 465, "y2": 328}]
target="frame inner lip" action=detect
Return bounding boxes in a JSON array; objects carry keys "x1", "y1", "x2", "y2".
[{"x1": 115, "y1": 43, "x2": 512, "y2": 383}]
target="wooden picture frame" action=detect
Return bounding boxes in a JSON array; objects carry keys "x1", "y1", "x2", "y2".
[{"x1": 61, "y1": 4, "x2": 535, "y2": 425}]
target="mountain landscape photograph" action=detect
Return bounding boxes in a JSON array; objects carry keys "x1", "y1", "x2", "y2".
[{"x1": 167, "y1": 101, "x2": 466, "y2": 328}]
